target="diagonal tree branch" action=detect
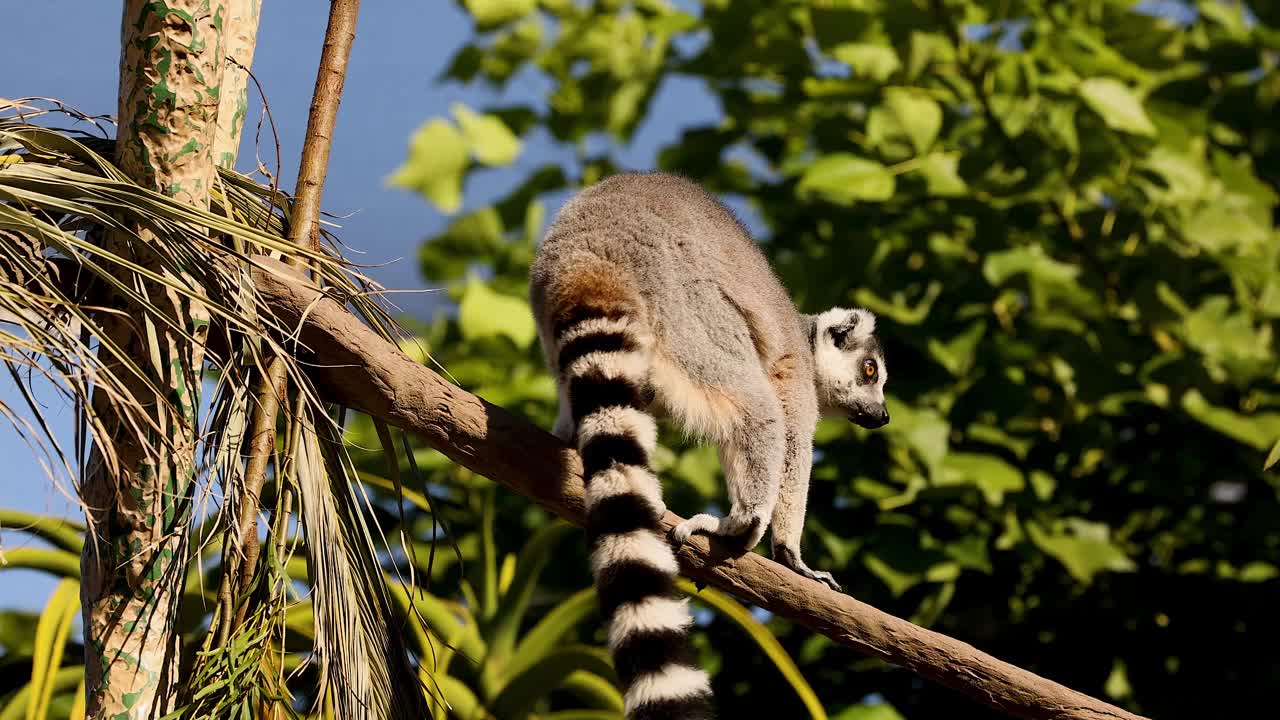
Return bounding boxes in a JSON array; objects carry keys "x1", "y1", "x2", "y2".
[{"x1": 247, "y1": 258, "x2": 1148, "y2": 720}]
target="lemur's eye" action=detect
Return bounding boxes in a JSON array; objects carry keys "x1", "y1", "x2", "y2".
[{"x1": 863, "y1": 360, "x2": 877, "y2": 378}]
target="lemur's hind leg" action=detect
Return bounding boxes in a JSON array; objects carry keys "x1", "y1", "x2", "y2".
[
  {"x1": 769, "y1": 427, "x2": 839, "y2": 591},
  {"x1": 670, "y1": 372, "x2": 784, "y2": 553}
]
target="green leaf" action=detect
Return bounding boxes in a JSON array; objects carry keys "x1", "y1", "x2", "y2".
[
  {"x1": 0, "y1": 548, "x2": 81, "y2": 579},
  {"x1": 884, "y1": 400, "x2": 949, "y2": 472},
  {"x1": 482, "y1": 521, "x2": 577, "y2": 672},
  {"x1": 832, "y1": 43, "x2": 901, "y2": 83},
  {"x1": 28, "y1": 579, "x2": 79, "y2": 720},
  {"x1": 1181, "y1": 389, "x2": 1280, "y2": 451},
  {"x1": 1140, "y1": 147, "x2": 1209, "y2": 204},
  {"x1": 491, "y1": 646, "x2": 617, "y2": 718},
  {"x1": 982, "y1": 245, "x2": 1095, "y2": 313},
  {"x1": 463, "y1": 0, "x2": 536, "y2": 28},
  {"x1": 1182, "y1": 204, "x2": 1271, "y2": 254},
  {"x1": 508, "y1": 587, "x2": 599, "y2": 679},
  {"x1": 452, "y1": 103, "x2": 522, "y2": 167},
  {"x1": 863, "y1": 548, "x2": 957, "y2": 597},
  {"x1": 832, "y1": 702, "x2": 905, "y2": 720},
  {"x1": 676, "y1": 579, "x2": 828, "y2": 720},
  {"x1": 668, "y1": 444, "x2": 722, "y2": 498},
  {"x1": 0, "y1": 611, "x2": 40, "y2": 659},
  {"x1": 943, "y1": 536, "x2": 992, "y2": 574},
  {"x1": 1044, "y1": 101, "x2": 1079, "y2": 153},
  {"x1": 883, "y1": 88, "x2": 941, "y2": 154},
  {"x1": 1265, "y1": 437, "x2": 1280, "y2": 470},
  {"x1": 926, "y1": 321, "x2": 985, "y2": 377},
  {"x1": 0, "y1": 510, "x2": 84, "y2": 553},
  {"x1": 1077, "y1": 78, "x2": 1156, "y2": 137},
  {"x1": 938, "y1": 453, "x2": 1025, "y2": 505},
  {"x1": 797, "y1": 154, "x2": 895, "y2": 204},
  {"x1": 1175, "y1": 296, "x2": 1274, "y2": 382},
  {"x1": 457, "y1": 279, "x2": 538, "y2": 348},
  {"x1": 388, "y1": 119, "x2": 469, "y2": 213},
  {"x1": 1026, "y1": 519, "x2": 1136, "y2": 585},
  {"x1": 1105, "y1": 659, "x2": 1132, "y2": 700},
  {"x1": 0, "y1": 666, "x2": 83, "y2": 720},
  {"x1": 434, "y1": 675, "x2": 493, "y2": 720},
  {"x1": 420, "y1": 207, "x2": 505, "y2": 283},
  {"x1": 608, "y1": 80, "x2": 649, "y2": 137},
  {"x1": 917, "y1": 154, "x2": 966, "y2": 196},
  {"x1": 853, "y1": 283, "x2": 942, "y2": 325},
  {"x1": 862, "y1": 552, "x2": 919, "y2": 597},
  {"x1": 1238, "y1": 562, "x2": 1279, "y2": 582},
  {"x1": 559, "y1": 671, "x2": 625, "y2": 712},
  {"x1": 983, "y1": 245, "x2": 1080, "y2": 287}
]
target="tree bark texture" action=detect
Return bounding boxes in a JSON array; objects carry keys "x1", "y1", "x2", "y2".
[
  {"x1": 247, "y1": 258, "x2": 1149, "y2": 720},
  {"x1": 79, "y1": 2, "x2": 226, "y2": 717},
  {"x1": 213, "y1": 0, "x2": 263, "y2": 170},
  {"x1": 291, "y1": 0, "x2": 359, "y2": 253}
]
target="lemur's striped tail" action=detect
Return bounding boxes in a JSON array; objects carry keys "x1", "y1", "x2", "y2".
[{"x1": 553, "y1": 294, "x2": 715, "y2": 720}]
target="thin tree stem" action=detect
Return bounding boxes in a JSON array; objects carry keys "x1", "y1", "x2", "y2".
[{"x1": 217, "y1": 0, "x2": 362, "y2": 640}]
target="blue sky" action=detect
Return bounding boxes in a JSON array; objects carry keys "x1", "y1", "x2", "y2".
[{"x1": 1, "y1": 1, "x2": 720, "y2": 613}]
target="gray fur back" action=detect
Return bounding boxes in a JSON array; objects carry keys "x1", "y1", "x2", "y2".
[{"x1": 531, "y1": 172, "x2": 806, "y2": 375}]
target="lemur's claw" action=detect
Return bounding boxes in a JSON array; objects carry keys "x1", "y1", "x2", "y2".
[
  {"x1": 808, "y1": 570, "x2": 842, "y2": 592},
  {"x1": 773, "y1": 545, "x2": 843, "y2": 592}
]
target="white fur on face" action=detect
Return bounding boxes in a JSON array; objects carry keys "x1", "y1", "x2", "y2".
[
  {"x1": 812, "y1": 307, "x2": 886, "y2": 414},
  {"x1": 813, "y1": 307, "x2": 876, "y2": 339}
]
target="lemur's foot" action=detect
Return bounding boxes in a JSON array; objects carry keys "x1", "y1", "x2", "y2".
[
  {"x1": 773, "y1": 544, "x2": 841, "y2": 592},
  {"x1": 671, "y1": 511, "x2": 767, "y2": 553}
]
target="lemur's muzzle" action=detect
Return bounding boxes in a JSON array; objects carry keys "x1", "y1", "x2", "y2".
[{"x1": 849, "y1": 403, "x2": 889, "y2": 429}]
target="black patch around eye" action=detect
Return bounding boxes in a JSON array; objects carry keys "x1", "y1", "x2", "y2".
[{"x1": 856, "y1": 359, "x2": 878, "y2": 386}]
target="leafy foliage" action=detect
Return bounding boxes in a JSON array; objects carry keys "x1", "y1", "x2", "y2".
[{"x1": 386, "y1": 1, "x2": 1280, "y2": 717}]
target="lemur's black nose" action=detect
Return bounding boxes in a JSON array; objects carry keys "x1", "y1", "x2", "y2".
[{"x1": 849, "y1": 405, "x2": 889, "y2": 429}]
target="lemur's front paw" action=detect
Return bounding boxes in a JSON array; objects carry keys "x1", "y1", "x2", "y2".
[
  {"x1": 773, "y1": 544, "x2": 842, "y2": 592},
  {"x1": 671, "y1": 512, "x2": 767, "y2": 553}
]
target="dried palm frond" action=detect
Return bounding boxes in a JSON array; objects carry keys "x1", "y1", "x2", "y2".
[{"x1": 0, "y1": 99, "x2": 429, "y2": 718}]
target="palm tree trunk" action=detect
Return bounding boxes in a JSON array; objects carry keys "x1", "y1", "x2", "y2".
[
  {"x1": 215, "y1": 0, "x2": 263, "y2": 170},
  {"x1": 79, "y1": 2, "x2": 228, "y2": 716}
]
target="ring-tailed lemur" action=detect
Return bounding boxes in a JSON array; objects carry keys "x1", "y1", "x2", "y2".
[{"x1": 529, "y1": 171, "x2": 889, "y2": 719}]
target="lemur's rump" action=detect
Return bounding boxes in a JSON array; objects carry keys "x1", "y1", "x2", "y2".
[{"x1": 530, "y1": 172, "x2": 890, "y2": 720}]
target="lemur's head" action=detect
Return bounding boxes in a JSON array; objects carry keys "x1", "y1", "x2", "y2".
[{"x1": 810, "y1": 307, "x2": 889, "y2": 429}]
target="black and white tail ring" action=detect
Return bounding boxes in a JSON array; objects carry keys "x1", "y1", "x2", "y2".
[{"x1": 558, "y1": 307, "x2": 716, "y2": 720}]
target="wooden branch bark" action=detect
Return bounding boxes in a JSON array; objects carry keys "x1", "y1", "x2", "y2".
[{"x1": 247, "y1": 259, "x2": 1148, "y2": 720}]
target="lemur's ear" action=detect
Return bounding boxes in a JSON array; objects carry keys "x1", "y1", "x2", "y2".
[{"x1": 827, "y1": 311, "x2": 860, "y2": 349}]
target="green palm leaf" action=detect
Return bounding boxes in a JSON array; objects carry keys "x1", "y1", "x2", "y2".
[
  {"x1": 677, "y1": 578, "x2": 827, "y2": 720},
  {"x1": 490, "y1": 646, "x2": 618, "y2": 720}
]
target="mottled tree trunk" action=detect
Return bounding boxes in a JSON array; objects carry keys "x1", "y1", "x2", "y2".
[
  {"x1": 79, "y1": 2, "x2": 228, "y2": 717},
  {"x1": 214, "y1": 0, "x2": 263, "y2": 169}
]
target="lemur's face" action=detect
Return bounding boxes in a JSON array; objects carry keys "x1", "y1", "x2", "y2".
[{"x1": 812, "y1": 308, "x2": 889, "y2": 429}]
